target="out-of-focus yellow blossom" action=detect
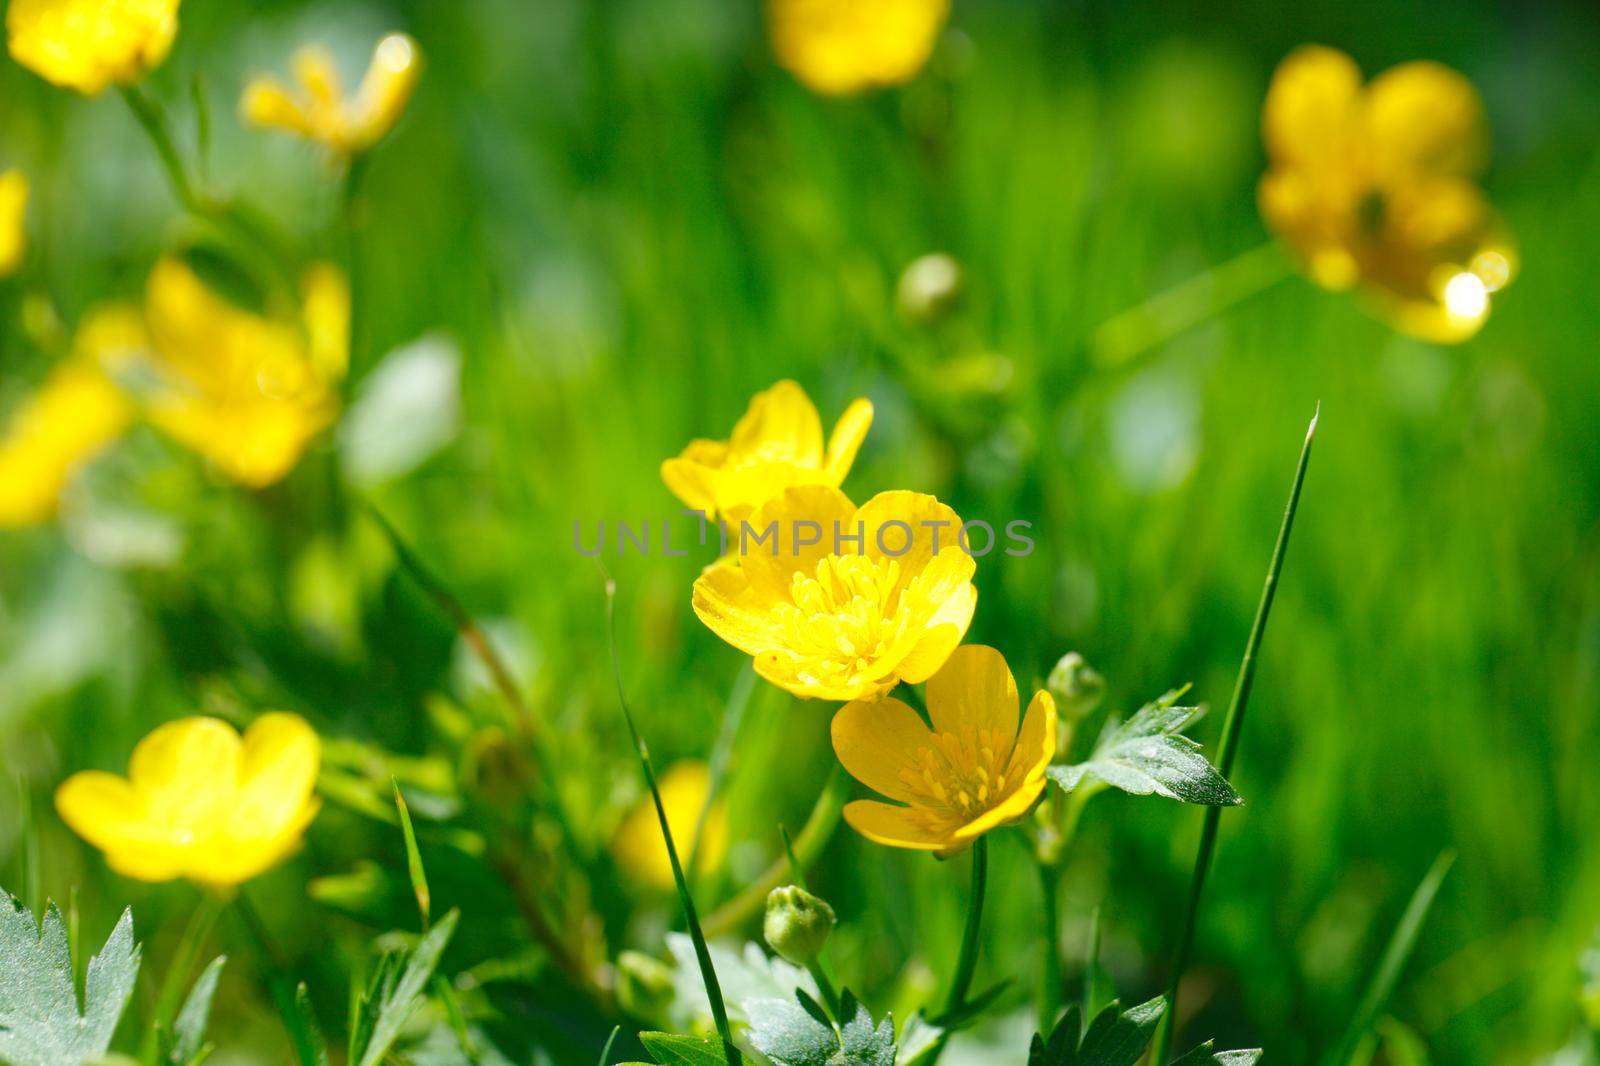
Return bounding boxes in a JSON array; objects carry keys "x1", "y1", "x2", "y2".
[
  {"x1": 662, "y1": 380, "x2": 873, "y2": 525},
  {"x1": 1260, "y1": 45, "x2": 1516, "y2": 343},
  {"x1": 0, "y1": 170, "x2": 28, "y2": 276},
  {"x1": 242, "y1": 33, "x2": 421, "y2": 155},
  {"x1": 0, "y1": 361, "x2": 131, "y2": 528},
  {"x1": 769, "y1": 0, "x2": 949, "y2": 95},
  {"x1": 6, "y1": 0, "x2": 179, "y2": 95},
  {"x1": 94, "y1": 257, "x2": 349, "y2": 487},
  {"x1": 833, "y1": 644, "x2": 1055, "y2": 855},
  {"x1": 610, "y1": 760, "x2": 728, "y2": 891},
  {"x1": 693, "y1": 485, "x2": 976, "y2": 701},
  {"x1": 56, "y1": 713, "x2": 321, "y2": 887}
]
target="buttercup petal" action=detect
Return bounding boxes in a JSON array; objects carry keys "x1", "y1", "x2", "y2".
[
  {"x1": 1262, "y1": 45, "x2": 1361, "y2": 170},
  {"x1": 1007, "y1": 689, "x2": 1058, "y2": 785},
  {"x1": 128, "y1": 717, "x2": 243, "y2": 827},
  {"x1": 832, "y1": 697, "x2": 938, "y2": 805},
  {"x1": 1364, "y1": 61, "x2": 1485, "y2": 180},
  {"x1": 823, "y1": 397, "x2": 874, "y2": 486},
  {"x1": 661, "y1": 439, "x2": 728, "y2": 513},
  {"x1": 841, "y1": 800, "x2": 959, "y2": 851},
  {"x1": 949, "y1": 772, "x2": 1048, "y2": 845},
  {"x1": 236, "y1": 712, "x2": 321, "y2": 840},
  {"x1": 692, "y1": 559, "x2": 781, "y2": 656},
  {"x1": 854, "y1": 490, "x2": 965, "y2": 575},
  {"x1": 924, "y1": 644, "x2": 1020, "y2": 746},
  {"x1": 733, "y1": 484, "x2": 858, "y2": 600},
  {"x1": 729, "y1": 380, "x2": 824, "y2": 468}
]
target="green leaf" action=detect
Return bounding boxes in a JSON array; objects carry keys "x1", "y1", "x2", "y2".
[
  {"x1": 628, "y1": 1031, "x2": 729, "y2": 1065},
  {"x1": 1171, "y1": 1039, "x2": 1264, "y2": 1065},
  {"x1": 393, "y1": 780, "x2": 432, "y2": 930},
  {"x1": 1028, "y1": 997, "x2": 1167, "y2": 1066},
  {"x1": 665, "y1": 935, "x2": 816, "y2": 1030},
  {"x1": 1047, "y1": 692, "x2": 1241, "y2": 806},
  {"x1": 285, "y1": 982, "x2": 329, "y2": 1066},
  {"x1": 745, "y1": 990, "x2": 894, "y2": 1066},
  {"x1": 169, "y1": 955, "x2": 226, "y2": 1066},
  {"x1": 0, "y1": 894, "x2": 141, "y2": 1066},
  {"x1": 351, "y1": 909, "x2": 460, "y2": 1066}
]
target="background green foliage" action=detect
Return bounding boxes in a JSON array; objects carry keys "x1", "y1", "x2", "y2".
[{"x1": 3, "y1": 0, "x2": 1599, "y2": 1062}]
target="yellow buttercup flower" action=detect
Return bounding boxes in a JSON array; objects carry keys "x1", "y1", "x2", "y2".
[
  {"x1": 1260, "y1": 45, "x2": 1515, "y2": 343},
  {"x1": 693, "y1": 485, "x2": 977, "y2": 702},
  {"x1": 662, "y1": 380, "x2": 873, "y2": 525},
  {"x1": 56, "y1": 713, "x2": 322, "y2": 887},
  {"x1": 6, "y1": 0, "x2": 179, "y2": 95},
  {"x1": 833, "y1": 644, "x2": 1055, "y2": 855},
  {"x1": 0, "y1": 170, "x2": 28, "y2": 277},
  {"x1": 94, "y1": 257, "x2": 349, "y2": 487},
  {"x1": 768, "y1": 0, "x2": 949, "y2": 96},
  {"x1": 242, "y1": 33, "x2": 421, "y2": 155},
  {"x1": 0, "y1": 361, "x2": 131, "y2": 528},
  {"x1": 610, "y1": 760, "x2": 729, "y2": 891}
]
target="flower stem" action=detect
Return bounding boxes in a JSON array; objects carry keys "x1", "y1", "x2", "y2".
[
  {"x1": 1037, "y1": 861, "x2": 1062, "y2": 1033},
  {"x1": 1152, "y1": 406, "x2": 1319, "y2": 1064},
  {"x1": 140, "y1": 892, "x2": 224, "y2": 1065},
  {"x1": 120, "y1": 86, "x2": 196, "y2": 211},
  {"x1": 701, "y1": 762, "x2": 849, "y2": 939},
  {"x1": 807, "y1": 960, "x2": 843, "y2": 1021},
  {"x1": 1089, "y1": 242, "x2": 1292, "y2": 370},
  {"x1": 926, "y1": 836, "x2": 989, "y2": 1064},
  {"x1": 602, "y1": 572, "x2": 741, "y2": 1065}
]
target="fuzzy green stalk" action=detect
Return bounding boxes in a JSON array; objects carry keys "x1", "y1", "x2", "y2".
[
  {"x1": 603, "y1": 574, "x2": 741, "y2": 1064},
  {"x1": 140, "y1": 892, "x2": 225, "y2": 1065},
  {"x1": 703, "y1": 762, "x2": 849, "y2": 938},
  {"x1": 927, "y1": 836, "x2": 989, "y2": 1063},
  {"x1": 1037, "y1": 861, "x2": 1063, "y2": 1032},
  {"x1": 1153, "y1": 406, "x2": 1318, "y2": 1063}
]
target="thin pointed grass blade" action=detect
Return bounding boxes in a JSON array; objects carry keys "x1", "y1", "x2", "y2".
[
  {"x1": 601, "y1": 569, "x2": 741, "y2": 1064},
  {"x1": 598, "y1": 1024, "x2": 621, "y2": 1065},
  {"x1": 392, "y1": 780, "x2": 432, "y2": 931},
  {"x1": 1154, "y1": 406, "x2": 1319, "y2": 1064},
  {"x1": 1326, "y1": 851, "x2": 1456, "y2": 1066}
]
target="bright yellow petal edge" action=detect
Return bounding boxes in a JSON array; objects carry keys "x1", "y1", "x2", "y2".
[
  {"x1": 833, "y1": 645, "x2": 1055, "y2": 856},
  {"x1": 768, "y1": 0, "x2": 950, "y2": 96},
  {"x1": 242, "y1": 33, "x2": 421, "y2": 155},
  {"x1": 56, "y1": 713, "x2": 321, "y2": 888},
  {"x1": 0, "y1": 170, "x2": 29, "y2": 277},
  {"x1": 0, "y1": 360, "x2": 132, "y2": 528}
]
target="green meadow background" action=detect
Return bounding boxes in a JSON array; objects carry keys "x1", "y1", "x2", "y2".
[{"x1": 4, "y1": 0, "x2": 1600, "y2": 1062}]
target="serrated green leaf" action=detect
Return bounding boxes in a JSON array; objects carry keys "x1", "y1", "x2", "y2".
[
  {"x1": 352, "y1": 909, "x2": 460, "y2": 1066},
  {"x1": 1048, "y1": 692, "x2": 1241, "y2": 806},
  {"x1": 1171, "y1": 1039, "x2": 1264, "y2": 1065},
  {"x1": 745, "y1": 991, "x2": 895, "y2": 1066},
  {"x1": 169, "y1": 955, "x2": 226, "y2": 1066},
  {"x1": 0, "y1": 894, "x2": 140, "y2": 1066},
  {"x1": 1077, "y1": 996, "x2": 1166, "y2": 1066},
  {"x1": 632, "y1": 1031, "x2": 728, "y2": 1064},
  {"x1": 1030, "y1": 1003, "x2": 1082, "y2": 1066}
]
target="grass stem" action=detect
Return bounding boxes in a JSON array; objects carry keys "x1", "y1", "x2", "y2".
[{"x1": 1152, "y1": 406, "x2": 1319, "y2": 1063}]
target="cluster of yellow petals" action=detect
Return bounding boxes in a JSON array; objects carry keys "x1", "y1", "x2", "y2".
[
  {"x1": 693, "y1": 485, "x2": 977, "y2": 702},
  {"x1": 6, "y1": 0, "x2": 179, "y2": 95},
  {"x1": 768, "y1": 0, "x2": 949, "y2": 95},
  {"x1": 609, "y1": 760, "x2": 729, "y2": 891},
  {"x1": 89, "y1": 257, "x2": 350, "y2": 487},
  {"x1": 0, "y1": 360, "x2": 131, "y2": 528},
  {"x1": 1260, "y1": 45, "x2": 1515, "y2": 343},
  {"x1": 56, "y1": 713, "x2": 322, "y2": 888},
  {"x1": 242, "y1": 33, "x2": 421, "y2": 156},
  {"x1": 663, "y1": 380, "x2": 873, "y2": 526},
  {"x1": 833, "y1": 645, "x2": 1056, "y2": 855},
  {"x1": 0, "y1": 169, "x2": 28, "y2": 277}
]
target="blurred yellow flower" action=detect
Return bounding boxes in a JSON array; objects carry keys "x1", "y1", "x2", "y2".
[
  {"x1": 242, "y1": 33, "x2": 421, "y2": 155},
  {"x1": 693, "y1": 485, "x2": 976, "y2": 701},
  {"x1": 94, "y1": 257, "x2": 350, "y2": 487},
  {"x1": 833, "y1": 644, "x2": 1055, "y2": 855},
  {"x1": 6, "y1": 0, "x2": 179, "y2": 95},
  {"x1": 769, "y1": 0, "x2": 949, "y2": 95},
  {"x1": 1260, "y1": 45, "x2": 1515, "y2": 343},
  {"x1": 662, "y1": 380, "x2": 873, "y2": 525},
  {"x1": 610, "y1": 760, "x2": 728, "y2": 891},
  {"x1": 56, "y1": 713, "x2": 321, "y2": 887},
  {"x1": 0, "y1": 170, "x2": 28, "y2": 276},
  {"x1": 0, "y1": 361, "x2": 131, "y2": 528}
]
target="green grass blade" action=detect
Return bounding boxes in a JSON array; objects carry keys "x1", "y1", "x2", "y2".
[
  {"x1": 1326, "y1": 851, "x2": 1456, "y2": 1066},
  {"x1": 1154, "y1": 406, "x2": 1319, "y2": 1063},
  {"x1": 392, "y1": 780, "x2": 431, "y2": 932},
  {"x1": 602, "y1": 570, "x2": 740, "y2": 1064}
]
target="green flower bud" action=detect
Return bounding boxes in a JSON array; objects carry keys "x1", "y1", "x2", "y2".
[
  {"x1": 763, "y1": 884, "x2": 836, "y2": 966},
  {"x1": 1048, "y1": 652, "x2": 1105, "y2": 722},
  {"x1": 616, "y1": 950, "x2": 677, "y2": 1018},
  {"x1": 896, "y1": 252, "x2": 963, "y2": 323}
]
